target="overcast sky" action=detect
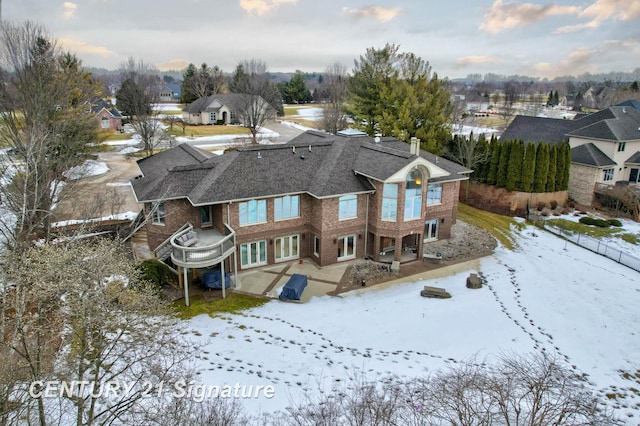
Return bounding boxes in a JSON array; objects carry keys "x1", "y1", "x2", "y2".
[{"x1": 4, "y1": 0, "x2": 640, "y2": 79}]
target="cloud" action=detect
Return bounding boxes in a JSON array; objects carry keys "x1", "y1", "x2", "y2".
[
  {"x1": 156, "y1": 59, "x2": 191, "y2": 71},
  {"x1": 455, "y1": 56, "x2": 498, "y2": 68},
  {"x1": 555, "y1": 0, "x2": 640, "y2": 33},
  {"x1": 479, "y1": 0, "x2": 579, "y2": 34},
  {"x1": 239, "y1": 0, "x2": 298, "y2": 16},
  {"x1": 342, "y1": 6, "x2": 403, "y2": 22},
  {"x1": 534, "y1": 48, "x2": 595, "y2": 77},
  {"x1": 58, "y1": 38, "x2": 116, "y2": 57},
  {"x1": 62, "y1": 2, "x2": 77, "y2": 19}
]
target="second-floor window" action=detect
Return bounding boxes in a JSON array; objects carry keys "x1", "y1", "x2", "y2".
[
  {"x1": 381, "y1": 183, "x2": 398, "y2": 221},
  {"x1": 427, "y1": 183, "x2": 442, "y2": 205},
  {"x1": 151, "y1": 201, "x2": 165, "y2": 225},
  {"x1": 618, "y1": 142, "x2": 626, "y2": 152},
  {"x1": 274, "y1": 195, "x2": 300, "y2": 221},
  {"x1": 339, "y1": 195, "x2": 358, "y2": 220},
  {"x1": 239, "y1": 199, "x2": 266, "y2": 225},
  {"x1": 603, "y1": 168, "x2": 614, "y2": 181},
  {"x1": 404, "y1": 169, "x2": 423, "y2": 220}
]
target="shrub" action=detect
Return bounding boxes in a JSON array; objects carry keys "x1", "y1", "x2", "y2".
[
  {"x1": 579, "y1": 216, "x2": 597, "y2": 226},
  {"x1": 536, "y1": 201, "x2": 546, "y2": 211},
  {"x1": 549, "y1": 200, "x2": 558, "y2": 209},
  {"x1": 607, "y1": 218, "x2": 623, "y2": 227},
  {"x1": 138, "y1": 259, "x2": 171, "y2": 295},
  {"x1": 594, "y1": 218, "x2": 611, "y2": 228}
]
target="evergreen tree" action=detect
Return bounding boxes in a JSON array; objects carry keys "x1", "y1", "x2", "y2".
[
  {"x1": 486, "y1": 142, "x2": 502, "y2": 186},
  {"x1": 180, "y1": 63, "x2": 198, "y2": 103},
  {"x1": 557, "y1": 142, "x2": 572, "y2": 190},
  {"x1": 286, "y1": 70, "x2": 311, "y2": 104},
  {"x1": 506, "y1": 140, "x2": 524, "y2": 191},
  {"x1": 631, "y1": 81, "x2": 639, "y2": 92},
  {"x1": 520, "y1": 142, "x2": 536, "y2": 192},
  {"x1": 496, "y1": 141, "x2": 512, "y2": 188},
  {"x1": 553, "y1": 90, "x2": 559, "y2": 106},
  {"x1": 546, "y1": 144, "x2": 558, "y2": 192},
  {"x1": 547, "y1": 90, "x2": 554, "y2": 106},
  {"x1": 347, "y1": 44, "x2": 452, "y2": 153},
  {"x1": 533, "y1": 143, "x2": 550, "y2": 192}
]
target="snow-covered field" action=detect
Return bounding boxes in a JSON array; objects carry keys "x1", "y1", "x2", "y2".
[{"x1": 187, "y1": 222, "x2": 640, "y2": 419}]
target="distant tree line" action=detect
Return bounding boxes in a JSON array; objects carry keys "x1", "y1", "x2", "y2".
[{"x1": 446, "y1": 135, "x2": 571, "y2": 193}]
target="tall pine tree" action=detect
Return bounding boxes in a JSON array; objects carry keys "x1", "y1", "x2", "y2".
[
  {"x1": 496, "y1": 141, "x2": 512, "y2": 188},
  {"x1": 546, "y1": 144, "x2": 558, "y2": 192},
  {"x1": 520, "y1": 142, "x2": 537, "y2": 192},
  {"x1": 486, "y1": 142, "x2": 502, "y2": 186},
  {"x1": 506, "y1": 140, "x2": 524, "y2": 191},
  {"x1": 533, "y1": 143, "x2": 550, "y2": 192}
]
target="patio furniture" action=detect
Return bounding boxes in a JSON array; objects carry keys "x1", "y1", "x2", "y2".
[
  {"x1": 202, "y1": 270, "x2": 231, "y2": 290},
  {"x1": 279, "y1": 274, "x2": 308, "y2": 301}
]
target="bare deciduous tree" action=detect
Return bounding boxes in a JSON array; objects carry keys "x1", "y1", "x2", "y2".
[
  {"x1": 116, "y1": 58, "x2": 167, "y2": 157},
  {"x1": 229, "y1": 59, "x2": 282, "y2": 144},
  {"x1": 275, "y1": 353, "x2": 620, "y2": 426},
  {"x1": 320, "y1": 62, "x2": 349, "y2": 134},
  {"x1": 0, "y1": 239, "x2": 196, "y2": 426},
  {"x1": 0, "y1": 21, "x2": 101, "y2": 250}
]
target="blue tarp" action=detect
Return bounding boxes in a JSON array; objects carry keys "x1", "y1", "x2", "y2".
[
  {"x1": 202, "y1": 270, "x2": 231, "y2": 289},
  {"x1": 279, "y1": 274, "x2": 308, "y2": 301}
]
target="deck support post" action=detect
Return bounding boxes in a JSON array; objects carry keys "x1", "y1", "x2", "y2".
[{"x1": 184, "y1": 266, "x2": 190, "y2": 307}]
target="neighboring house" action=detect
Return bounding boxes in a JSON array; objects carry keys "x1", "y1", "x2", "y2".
[
  {"x1": 182, "y1": 93, "x2": 276, "y2": 125},
  {"x1": 501, "y1": 101, "x2": 640, "y2": 206},
  {"x1": 130, "y1": 130, "x2": 470, "y2": 281},
  {"x1": 91, "y1": 100, "x2": 123, "y2": 132},
  {"x1": 158, "y1": 82, "x2": 181, "y2": 102}
]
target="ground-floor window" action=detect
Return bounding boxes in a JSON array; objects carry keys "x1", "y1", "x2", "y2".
[
  {"x1": 275, "y1": 235, "x2": 299, "y2": 262},
  {"x1": 337, "y1": 235, "x2": 356, "y2": 260},
  {"x1": 424, "y1": 219, "x2": 438, "y2": 241},
  {"x1": 240, "y1": 240, "x2": 267, "y2": 268},
  {"x1": 630, "y1": 168, "x2": 639, "y2": 183},
  {"x1": 313, "y1": 236, "x2": 320, "y2": 257}
]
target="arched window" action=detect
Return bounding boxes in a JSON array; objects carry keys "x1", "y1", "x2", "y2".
[{"x1": 404, "y1": 169, "x2": 423, "y2": 220}]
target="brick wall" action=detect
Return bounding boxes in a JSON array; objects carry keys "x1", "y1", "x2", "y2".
[{"x1": 145, "y1": 177, "x2": 462, "y2": 267}]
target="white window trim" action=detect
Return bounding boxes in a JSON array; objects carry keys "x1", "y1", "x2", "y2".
[
  {"x1": 240, "y1": 240, "x2": 267, "y2": 268},
  {"x1": 337, "y1": 234, "x2": 356, "y2": 261},
  {"x1": 313, "y1": 236, "x2": 320, "y2": 257},
  {"x1": 381, "y1": 183, "x2": 398, "y2": 222},
  {"x1": 426, "y1": 183, "x2": 443, "y2": 206},
  {"x1": 338, "y1": 195, "x2": 358, "y2": 220},
  {"x1": 275, "y1": 234, "x2": 300, "y2": 262},
  {"x1": 151, "y1": 202, "x2": 165, "y2": 226},
  {"x1": 239, "y1": 199, "x2": 267, "y2": 226},
  {"x1": 274, "y1": 195, "x2": 300, "y2": 222}
]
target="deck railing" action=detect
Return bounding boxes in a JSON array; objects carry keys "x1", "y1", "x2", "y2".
[{"x1": 170, "y1": 224, "x2": 236, "y2": 268}]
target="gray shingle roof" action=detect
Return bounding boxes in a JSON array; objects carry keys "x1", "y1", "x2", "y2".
[
  {"x1": 626, "y1": 151, "x2": 640, "y2": 165},
  {"x1": 500, "y1": 115, "x2": 576, "y2": 145},
  {"x1": 130, "y1": 131, "x2": 471, "y2": 204},
  {"x1": 571, "y1": 143, "x2": 616, "y2": 167},
  {"x1": 568, "y1": 106, "x2": 640, "y2": 141}
]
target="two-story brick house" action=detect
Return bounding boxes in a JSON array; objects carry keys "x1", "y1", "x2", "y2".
[{"x1": 130, "y1": 130, "x2": 470, "y2": 282}]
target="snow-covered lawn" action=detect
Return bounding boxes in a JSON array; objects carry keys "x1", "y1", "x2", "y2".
[{"x1": 187, "y1": 222, "x2": 640, "y2": 419}]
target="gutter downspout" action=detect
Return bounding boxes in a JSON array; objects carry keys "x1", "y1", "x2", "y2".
[{"x1": 364, "y1": 193, "x2": 370, "y2": 257}]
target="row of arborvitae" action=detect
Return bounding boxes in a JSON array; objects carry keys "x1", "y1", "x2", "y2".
[{"x1": 454, "y1": 135, "x2": 572, "y2": 193}]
